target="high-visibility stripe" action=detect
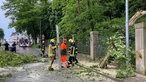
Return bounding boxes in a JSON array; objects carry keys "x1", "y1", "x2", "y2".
[{"x1": 48, "y1": 44, "x2": 56, "y2": 56}]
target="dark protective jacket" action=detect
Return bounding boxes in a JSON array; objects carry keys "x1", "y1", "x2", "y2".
[{"x1": 68, "y1": 43, "x2": 78, "y2": 57}]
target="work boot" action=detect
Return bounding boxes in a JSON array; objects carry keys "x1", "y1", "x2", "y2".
[
  {"x1": 75, "y1": 59, "x2": 78, "y2": 64},
  {"x1": 67, "y1": 66, "x2": 70, "y2": 68},
  {"x1": 61, "y1": 66, "x2": 64, "y2": 68},
  {"x1": 48, "y1": 67, "x2": 54, "y2": 71},
  {"x1": 54, "y1": 57, "x2": 56, "y2": 60}
]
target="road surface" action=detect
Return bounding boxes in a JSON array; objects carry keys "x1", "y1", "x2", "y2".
[{"x1": 2, "y1": 46, "x2": 111, "y2": 82}]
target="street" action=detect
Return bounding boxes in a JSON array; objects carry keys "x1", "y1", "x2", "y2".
[
  {"x1": 16, "y1": 46, "x2": 42, "y2": 56},
  {"x1": 1, "y1": 46, "x2": 112, "y2": 82}
]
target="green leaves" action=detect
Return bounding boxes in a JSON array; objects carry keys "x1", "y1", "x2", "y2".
[
  {"x1": 116, "y1": 65, "x2": 135, "y2": 78},
  {"x1": 0, "y1": 28, "x2": 4, "y2": 39},
  {"x1": 0, "y1": 51, "x2": 36, "y2": 67},
  {"x1": 2, "y1": 0, "x2": 58, "y2": 40},
  {"x1": 106, "y1": 33, "x2": 135, "y2": 78}
]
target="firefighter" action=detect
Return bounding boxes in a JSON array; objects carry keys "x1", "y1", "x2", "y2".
[
  {"x1": 48, "y1": 39, "x2": 56, "y2": 71},
  {"x1": 11, "y1": 42, "x2": 16, "y2": 52},
  {"x1": 4, "y1": 41, "x2": 9, "y2": 51},
  {"x1": 68, "y1": 39, "x2": 78, "y2": 66},
  {"x1": 41, "y1": 40, "x2": 45, "y2": 57},
  {"x1": 60, "y1": 38, "x2": 69, "y2": 68}
]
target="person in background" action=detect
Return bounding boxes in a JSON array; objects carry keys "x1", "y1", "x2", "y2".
[
  {"x1": 4, "y1": 41, "x2": 9, "y2": 51},
  {"x1": 60, "y1": 38, "x2": 69, "y2": 68},
  {"x1": 68, "y1": 39, "x2": 78, "y2": 66},
  {"x1": 48, "y1": 39, "x2": 57, "y2": 71},
  {"x1": 41, "y1": 40, "x2": 45, "y2": 57},
  {"x1": 11, "y1": 42, "x2": 16, "y2": 52}
]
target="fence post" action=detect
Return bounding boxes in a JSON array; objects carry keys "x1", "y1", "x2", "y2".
[
  {"x1": 90, "y1": 31, "x2": 98, "y2": 60},
  {"x1": 135, "y1": 22, "x2": 146, "y2": 75}
]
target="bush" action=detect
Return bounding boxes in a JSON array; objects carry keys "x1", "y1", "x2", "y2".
[
  {"x1": 0, "y1": 51, "x2": 37, "y2": 67},
  {"x1": 116, "y1": 65, "x2": 135, "y2": 78},
  {"x1": 107, "y1": 34, "x2": 135, "y2": 78}
]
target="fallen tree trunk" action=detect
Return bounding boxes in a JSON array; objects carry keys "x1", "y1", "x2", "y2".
[
  {"x1": 99, "y1": 10, "x2": 146, "y2": 68},
  {"x1": 99, "y1": 50, "x2": 110, "y2": 68},
  {"x1": 99, "y1": 44, "x2": 114, "y2": 68}
]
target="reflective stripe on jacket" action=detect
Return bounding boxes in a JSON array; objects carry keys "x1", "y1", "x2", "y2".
[
  {"x1": 48, "y1": 44, "x2": 56, "y2": 56},
  {"x1": 68, "y1": 45, "x2": 78, "y2": 57}
]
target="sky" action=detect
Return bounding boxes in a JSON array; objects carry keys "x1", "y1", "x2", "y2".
[{"x1": 0, "y1": 0, "x2": 15, "y2": 40}]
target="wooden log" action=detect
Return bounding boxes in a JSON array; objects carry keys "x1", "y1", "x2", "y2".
[
  {"x1": 99, "y1": 50, "x2": 110, "y2": 68},
  {"x1": 99, "y1": 45, "x2": 114, "y2": 68}
]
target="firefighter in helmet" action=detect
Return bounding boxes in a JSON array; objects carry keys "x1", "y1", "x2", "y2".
[
  {"x1": 68, "y1": 39, "x2": 78, "y2": 66},
  {"x1": 48, "y1": 39, "x2": 56, "y2": 71}
]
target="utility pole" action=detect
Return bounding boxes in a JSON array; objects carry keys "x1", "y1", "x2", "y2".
[
  {"x1": 125, "y1": 0, "x2": 129, "y2": 59},
  {"x1": 56, "y1": 25, "x2": 61, "y2": 69}
]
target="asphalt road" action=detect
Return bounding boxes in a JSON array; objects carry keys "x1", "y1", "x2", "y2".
[
  {"x1": 3, "y1": 46, "x2": 111, "y2": 82},
  {"x1": 16, "y1": 46, "x2": 42, "y2": 56}
]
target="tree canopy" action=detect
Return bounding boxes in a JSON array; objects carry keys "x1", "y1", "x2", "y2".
[
  {"x1": 0, "y1": 28, "x2": 4, "y2": 39},
  {"x1": 1, "y1": 0, "x2": 55, "y2": 41},
  {"x1": 2, "y1": 0, "x2": 146, "y2": 40}
]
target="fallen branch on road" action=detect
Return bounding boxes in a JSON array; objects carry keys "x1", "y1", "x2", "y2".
[{"x1": 76, "y1": 63, "x2": 123, "y2": 82}]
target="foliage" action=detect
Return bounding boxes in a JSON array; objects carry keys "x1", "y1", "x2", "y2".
[
  {"x1": 0, "y1": 51, "x2": 37, "y2": 67},
  {"x1": 0, "y1": 28, "x2": 4, "y2": 39},
  {"x1": 116, "y1": 65, "x2": 135, "y2": 78},
  {"x1": 2, "y1": 0, "x2": 146, "y2": 40},
  {"x1": 107, "y1": 33, "x2": 135, "y2": 78},
  {"x1": 1, "y1": 0, "x2": 57, "y2": 41}
]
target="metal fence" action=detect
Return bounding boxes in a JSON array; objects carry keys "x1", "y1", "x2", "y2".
[
  {"x1": 77, "y1": 36, "x2": 109, "y2": 57},
  {"x1": 77, "y1": 38, "x2": 90, "y2": 55},
  {"x1": 97, "y1": 36, "x2": 109, "y2": 57}
]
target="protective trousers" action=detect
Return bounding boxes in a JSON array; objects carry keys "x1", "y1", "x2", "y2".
[
  {"x1": 61, "y1": 55, "x2": 69, "y2": 67},
  {"x1": 48, "y1": 56, "x2": 55, "y2": 69},
  {"x1": 68, "y1": 56, "x2": 76, "y2": 65}
]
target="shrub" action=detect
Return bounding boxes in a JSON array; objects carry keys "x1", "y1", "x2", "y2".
[
  {"x1": 0, "y1": 51, "x2": 37, "y2": 67},
  {"x1": 107, "y1": 34, "x2": 135, "y2": 78}
]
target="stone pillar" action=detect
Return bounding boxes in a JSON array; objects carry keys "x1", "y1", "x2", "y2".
[
  {"x1": 135, "y1": 22, "x2": 146, "y2": 75},
  {"x1": 90, "y1": 31, "x2": 98, "y2": 60}
]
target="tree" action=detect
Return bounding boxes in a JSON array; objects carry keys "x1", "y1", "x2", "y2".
[
  {"x1": 2, "y1": 0, "x2": 40, "y2": 42},
  {"x1": 0, "y1": 28, "x2": 4, "y2": 39},
  {"x1": 2, "y1": 0, "x2": 57, "y2": 42},
  {"x1": 0, "y1": 28, "x2": 4, "y2": 46}
]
